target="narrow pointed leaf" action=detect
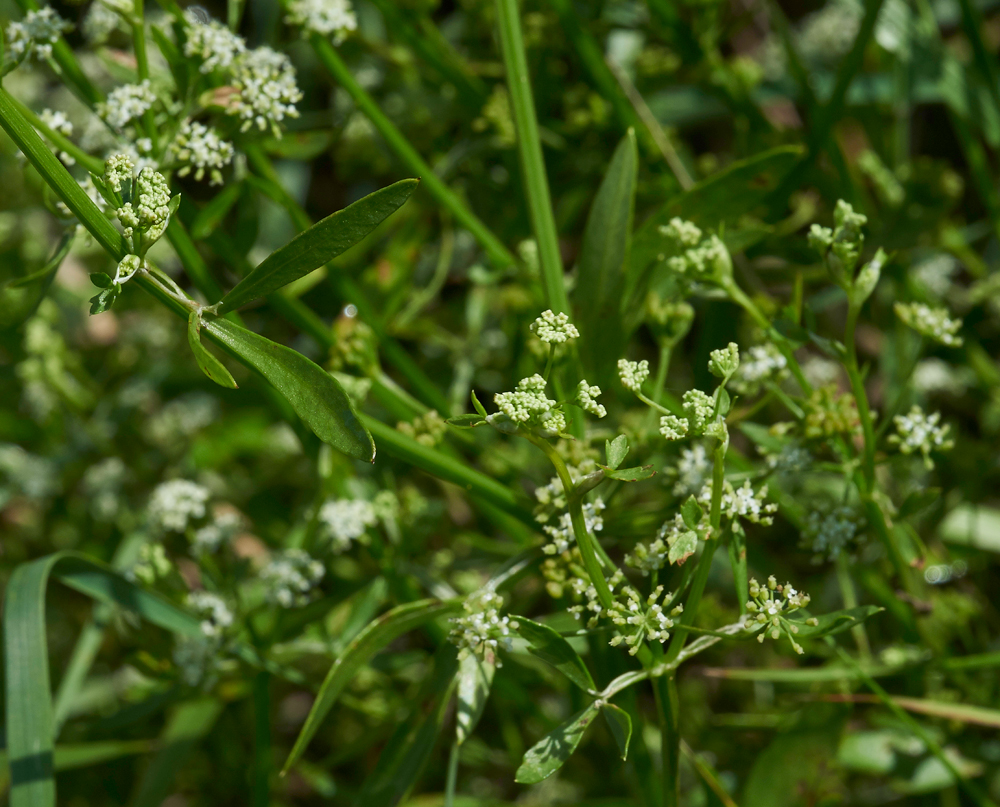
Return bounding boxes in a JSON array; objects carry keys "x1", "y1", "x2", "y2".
[
  {"x1": 456, "y1": 653, "x2": 495, "y2": 744},
  {"x1": 602, "y1": 704, "x2": 632, "y2": 760},
  {"x1": 515, "y1": 703, "x2": 600, "y2": 784},
  {"x1": 219, "y1": 178, "x2": 419, "y2": 313},
  {"x1": 187, "y1": 311, "x2": 238, "y2": 389},
  {"x1": 783, "y1": 605, "x2": 884, "y2": 639},
  {"x1": 282, "y1": 598, "x2": 462, "y2": 773},
  {"x1": 3, "y1": 552, "x2": 206, "y2": 807},
  {"x1": 203, "y1": 316, "x2": 374, "y2": 461},
  {"x1": 0, "y1": 229, "x2": 74, "y2": 329},
  {"x1": 513, "y1": 617, "x2": 595, "y2": 692},
  {"x1": 575, "y1": 130, "x2": 637, "y2": 378}
]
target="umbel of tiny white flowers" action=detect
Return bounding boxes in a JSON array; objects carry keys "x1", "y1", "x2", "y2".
[
  {"x1": 745, "y1": 575, "x2": 815, "y2": 654},
  {"x1": 286, "y1": 0, "x2": 358, "y2": 43},
  {"x1": 888, "y1": 405, "x2": 954, "y2": 469},
  {"x1": 531, "y1": 309, "x2": 580, "y2": 344},
  {"x1": 894, "y1": 302, "x2": 964, "y2": 347},
  {"x1": 608, "y1": 585, "x2": 684, "y2": 655},
  {"x1": 488, "y1": 374, "x2": 566, "y2": 436},
  {"x1": 260, "y1": 549, "x2": 326, "y2": 608},
  {"x1": 5, "y1": 7, "x2": 72, "y2": 64},
  {"x1": 448, "y1": 590, "x2": 518, "y2": 666},
  {"x1": 170, "y1": 121, "x2": 235, "y2": 185},
  {"x1": 659, "y1": 217, "x2": 734, "y2": 286}
]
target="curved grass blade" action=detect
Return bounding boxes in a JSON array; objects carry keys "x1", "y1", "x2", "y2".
[
  {"x1": 575, "y1": 129, "x2": 637, "y2": 378},
  {"x1": 514, "y1": 703, "x2": 600, "y2": 784},
  {"x1": 204, "y1": 317, "x2": 374, "y2": 461},
  {"x1": 0, "y1": 229, "x2": 74, "y2": 329},
  {"x1": 282, "y1": 598, "x2": 462, "y2": 774},
  {"x1": 3, "y1": 552, "x2": 203, "y2": 807},
  {"x1": 513, "y1": 617, "x2": 595, "y2": 692},
  {"x1": 219, "y1": 179, "x2": 419, "y2": 313},
  {"x1": 187, "y1": 311, "x2": 238, "y2": 389}
]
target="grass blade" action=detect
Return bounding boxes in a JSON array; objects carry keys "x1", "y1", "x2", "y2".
[
  {"x1": 282, "y1": 598, "x2": 462, "y2": 773},
  {"x1": 495, "y1": 0, "x2": 569, "y2": 313},
  {"x1": 219, "y1": 179, "x2": 419, "y2": 313}
]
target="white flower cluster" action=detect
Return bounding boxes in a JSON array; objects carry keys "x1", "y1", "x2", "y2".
[
  {"x1": 698, "y1": 479, "x2": 778, "y2": 525},
  {"x1": 576, "y1": 380, "x2": 606, "y2": 418},
  {"x1": 115, "y1": 165, "x2": 172, "y2": 244},
  {"x1": 659, "y1": 389, "x2": 723, "y2": 442},
  {"x1": 708, "y1": 342, "x2": 740, "y2": 381},
  {"x1": 660, "y1": 219, "x2": 731, "y2": 283},
  {"x1": 732, "y1": 344, "x2": 787, "y2": 394},
  {"x1": 568, "y1": 568, "x2": 624, "y2": 626},
  {"x1": 6, "y1": 8, "x2": 71, "y2": 62},
  {"x1": 39, "y1": 108, "x2": 75, "y2": 164},
  {"x1": 286, "y1": 0, "x2": 358, "y2": 42},
  {"x1": 530, "y1": 309, "x2": 580, "y2": 344},
  {"x1": 617, "y1": 359, "x2": 649, "y2": 392},
  {"x1": 803, "y1": 505, "x2": 861, "y2": 561},
  {"x1": 490, "y1": 374, "x2": 565, "y2": 435},
  {"x1": 170, "y1": 120, "x2": 235, "y2": 185},
  {"x1": 148, "y1": 479, "x2": 210, "y2": 532},
  {"x1": 82, "y1": 2, "x2": 122, "y2": 43},
  {"x1": 659, "y1": 216, "x2": 703, "y2": 248},
  {"x1": 229, "y1": 47, "x2": 303, "y2": 136},
  {"x1": 187, "y1": 591, "x2": 234, "y2": 638},
  {"x1": 183, "y1": 11, "x2": 246, "y2": 73},
  {"x1": 608, "y1": 585, "x2": 683, "y2": 655},
  {"x1": 192, "y1": 510, "x2": 242, "y2": 554},
  {"x1": 889, "y1": 405, "x2": 954, "y2": 468},
  {"x1": 894, "y1": 302, "x2": 963, "y2": 347},
  {"x1": 260, "y1": 549, "x2": 326, "y2": 607},
  {"x1": 182, "y1": 11, "x2": 302, "y2": 136},
  {"x1": 797, "y1": 0, "x2": 862, "y2": 63},
  {"x1": 449, "y1": 590, "x2": 518, "y2": 665},
  {"x1": 746, "y1": 575, "x2": 813, "y2": 654},
  {"x1": 672, "y1": 444, "x2": 711, "y2": 497},
  {"x1": 97, "y1": 80, "x2": 156, "y2": 131},
  {"x1": 542, "y1": 498, "x2": 605, "y2": 555},
  {"x1": 318, "y1": 497, "x2": 377, "y2": 552}
]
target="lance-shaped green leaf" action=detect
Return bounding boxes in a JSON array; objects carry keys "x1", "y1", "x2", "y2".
[
  {"x1": 456, "y1": 652, "x2": 495, "y2": 744},
  {"x1": 515, "y1": 703, "x2": 600, "y2": 784},
  {"x1": 3, "y1": 552, "x2": 205, "y2": 807},
  {"x1": 282, "y1": 598, "x2": 462, "y2": 773},
  {"x1": 514, "y1": 616, "x2": 595, "y2": 692},
  {"x1": 601, "y1": 703, "x2": 632, "y2": 760},
  {"x1": 575, "y1": 130, "x2": 637, "y2": 379},
  {"x1": 219, "y1": 178, "x2": 419, "y2": 313},
  {"x1": 203, "y1": 316, "x2": 374, "y2": 461},
  {"x1": 605, "y1": 434, "x2": 629, "y2": 470},
  {"x1": 187, "y1": 311, "x2": 238, "y2": 389}
]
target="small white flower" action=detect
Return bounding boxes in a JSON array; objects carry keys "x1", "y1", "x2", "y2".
[
  {"x1": 541, "y1": 498, "x2": 604, "y2": 555},
  {"x1": 672, "y1": 444, "x2": 711, "y2": 497},
  {"x1": 228, "y1": 47, "x2": 303, "y2": 136},
  {"x1": 260, "y1": 549, "x2": 325, "y2": 607},
  {"x1": 490, "y1": 374, "x2": 564, "y2": 434},
  {"x1": 576, "y1": 380, "x2": 606, "y2": 418},
  {"x1": 39, "y1": 108, "x2": 72, "y2": 136},
  {"x1": 183, "y1": 10, "x2": 246, "y2": 73},
  {"x1": 618, "y1": 358, "x2": 649, "y2": 393},
  {"x1": 170, "y1": 120, "x2": 234, "y2": 185},
  {"x1": 318, "y1": 497, "x2": 377, "y2": 552},
  {"x1": 191, "y1": 511, "x2": 242, "y2": 554},
  {"x1": 449, "y1": 590, "x2": 518, "y2": 665},
  {"x1": 6, "y1": 8, "x2": 71, "y2": 62},
  {"x1": 148, "y1": 479, "x2": 210, "y2": 532},
  {"x1": 732, "y1": 344, "x2": 787, "y2": 393},
  {"x1": 659, "y1": 415, "x2": 689, "y2": 441},
  {"x1": 894, "y1": 302, "x2": 963, "y2": 346},
  {"x1": 746, "y1": 576, "x2": 811, "y2": 653},
  {"x1": 97, "y1": 80, "x2": 156, "y2": 131},
  {"x1": 659, "y1": 217, "x2": 702, "y2": 248},
  {"x1": 530, "y1": 309, "x2": 580, "y2": 344},
  {"x1": 82, "y1": 2, "x2": 122, "y2": 43},
  {"x1": 286, "y1": 0, "x2": 358, "y2": 42},
  {"x1": 187, "y1": 591, "x2": 233, "y2": 638},
  {"x1": 608, "y1": 585, "x2": 682, "y2": 655},
  {"x1": 889, "y1": 405, "x2": 954, "y2": 468},
  {"x1": 708, "y1": 342, "x2": 740, "y2": 380}
]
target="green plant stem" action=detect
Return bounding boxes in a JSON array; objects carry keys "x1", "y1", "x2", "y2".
[
  {"x1": 131, "y1": 0, "x2": 159, "y2": 152},
  {"x1": 530, "y1": 436, "x2": 614, "y2": 608},
  {"x1": 444, "y1": 739, "x2": 460, "y2": 807},
  {"x1": 309, "y1": 35, "x2": 515, "y2": 269},
  {"x1": 253, "y1": 672, "x2": 272, "y2": 807},
  {"x1": 835, "y1": 552, "x2": 872, "y2": 662},
  {"x1": 494, "y1": 0, "x2": 569, "y2": 313},
  {"x1": 844, "y1": 304, "x2": 877, "y2": 486}
]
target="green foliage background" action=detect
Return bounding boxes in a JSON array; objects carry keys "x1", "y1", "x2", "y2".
[{"x1": 2, "y1": 0, "x2": 1000, "y2": 805}]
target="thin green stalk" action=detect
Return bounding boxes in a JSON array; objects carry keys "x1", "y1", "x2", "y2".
[
  {"x1": 658, "y1": 676, "x2": 681, "y2": 807},
  {"x1": 835, "y1": 552, "x2": 871, "y2": 661},
  {"x1": 253, "y1": 672, "x2": 272, "y2": 807},
  {"x1": 843, "y1": 303, "x2": 877, "y2": 489},
  {"x1": 309, "y1": 36, "x2": 515, "y2": 269},
  {"x1": 132, "y1": 0, "x2": 159, "y2": 152},
  {"x1": 494, "y1": 0, "x2": 569, "y2": 313},
  {"x1": 444, "y1": 739, "x2": 460, "y2": 807}
]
